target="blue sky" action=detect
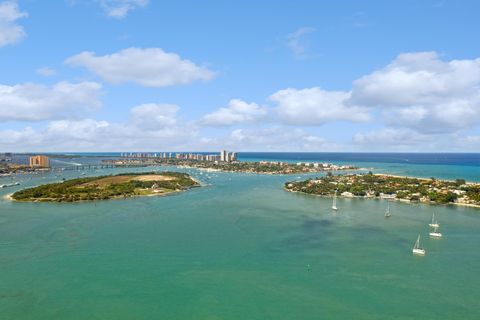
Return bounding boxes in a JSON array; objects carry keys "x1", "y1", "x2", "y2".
[{"x1": 1, "y1": 0, "x2": 480, "y2": 152}]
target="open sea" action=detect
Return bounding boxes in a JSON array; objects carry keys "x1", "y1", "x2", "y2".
[{"x1": 1, "y1": 153, "x2": 479, "y2": 319}]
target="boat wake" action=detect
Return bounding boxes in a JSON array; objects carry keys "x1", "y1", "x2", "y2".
[{"x1": 51, "y1": 159, "x2": 83, "y2": 166}]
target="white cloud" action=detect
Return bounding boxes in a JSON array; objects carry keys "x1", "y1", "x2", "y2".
[
  {"x1": 130, "y1": 103, "x2": 178, "y2": 129},
  {"x1": 0, "y1": 126, "x2": 38, "y2": 145},
  {"x1": 200, "y1": 99, "x2": 267, "y2": 126},
  {"x1": 0, "y1": 101, "x2": 197, "y2": 151},
  {"x1": 98, "y1": 0, "x2": 149, "y2": 19},
  {"x1": 270, "y1": 87, "x2": 370, "y2": 125},
  {"x1": 0, "y1": 118, "x2": 195, "y2": 152},
  {"x1": 350, "y1": 52, "x2": 480, "y2": 133},
  {"x1": 0, "y1": 81, "x2": 102, "y2": 122},
  {"x1": 458, "y1": 135, "x2": 480, "y2": 151},
  {"x1": 352, "y1": 128, "x2": 452, "y2": 151},
  {"x1": 36, "y1": 67, "x2": 57, "y2": 76},
  {"x1": 66, "y1": 47, "x2": 215, "y2": 87},
  {"x1": 0, "y1": 1, "x2": 28, "y2": 47},
  {"x1": 286, "y1": 27, "x2": 316, "y2": 58},
  {"x1": 191, "y1": 127, "x2": 341, "y2": 152},
  {"x1": 226, "y1": 127, "x2": 340, "y2": 151}
]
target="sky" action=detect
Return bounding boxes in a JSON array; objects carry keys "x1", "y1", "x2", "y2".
[{"x1": 1, "y1": 0, "x2": 480, "y2": 152}]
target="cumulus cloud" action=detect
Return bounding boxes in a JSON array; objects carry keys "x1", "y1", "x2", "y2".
[
  {"x1": 130, "y1": 103, "x2": 179, "y2": 129},
  {"x1": 200, "y1": 99, "x2": 267, "y2": 126},
  {"x1": 352, "y1": 128, "x2": 455, "y2": 151},
  {"x1": 0, "y1": 1, "x2": 28, "y2": 47},
  {"x1": 0, "y1": 81, "x2": 102, "y2": 122},
  {"x1": 270, "y1": 87, "x2": 370, "y2": 125},
  {"x1": 350, "y1": 52, "x2": 480, "y2": 133},
  {"x1": 191, "y1": 127, "x2": 340, "y2": 152},
  {"x1": 0, "y1": 114, "x2": 194, "y2": 152},
  {"x1": 98, "y1": 0, "x2": 149, "y2": 18},
  {"x1": 286, "y1": 27, "x2": 316, "y2": 58},
  {"x1": 226, "y1": 127, "x2": 340, "y2": 151},
  {"x1": 66, "y1": 47, "x2": 215, "y2": 87}
]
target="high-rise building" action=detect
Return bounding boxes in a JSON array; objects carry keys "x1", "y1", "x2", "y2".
[
  {"x1": 220, "y1": 150, "x2": 227, "y2": 162},
  {"x1": 29, "y1": 155, "x2": 50, "y2": 168}
]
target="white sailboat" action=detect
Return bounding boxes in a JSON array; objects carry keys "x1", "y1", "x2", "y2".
[
  {"x1": 429, "y1": 225, "x2": 442, "y2": 238},
  {"x1": 412, "y1": 234, "x2": 426, "y2": 256},
  {"x1": 332, "y1": 191, "x2": 338, "y2": 211},
  {"x1": 384, "y1": 203, "x2": 391, "y2": 218},
  {"x1": 429, "y1": 213, "x2": 439, "y2": 228}
]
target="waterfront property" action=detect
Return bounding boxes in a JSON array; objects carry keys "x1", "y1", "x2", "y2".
[
  {"x1": 285, "y1": 173, "x2": 480, "y2": 207},
  {"x1": 104, "y1": 158, "x2": 356, "y2": 175},
  {"x1": 120, "y1": 150, "x2": 238, "y2": 163}
]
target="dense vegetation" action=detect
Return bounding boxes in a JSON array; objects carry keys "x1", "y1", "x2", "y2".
[
  {"x1": 12, "y1": 172, "x2": 198, "y2": 202},
  {"x1": 285, "y1": 172, "x2": 480, "y2": 206}
]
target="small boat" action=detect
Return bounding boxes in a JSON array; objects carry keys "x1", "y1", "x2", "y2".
[
  {"x1": 412, "y1": 234, "x2": 426, "y2": 256},
  {"x1": 332, "y1": 191, "x2": 338, "y2": 211},
  {"x1": 429, "y1": 225, "x2": 442, "y2": 238},
  {"x1": 429, "y1": 213, "x2": 439, "y2": 228},
  {"x1": 384, "y1": 203, "x2": 391, "y2": 218}
]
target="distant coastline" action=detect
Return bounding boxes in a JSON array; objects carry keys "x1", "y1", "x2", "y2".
[{"x1": 102, "y1": 158, "x2": 358, "y2": 175}]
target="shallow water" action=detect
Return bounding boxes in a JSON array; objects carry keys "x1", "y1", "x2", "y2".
[{"x1": 0, "y1": 165, "x2": 479, "y2": 319}]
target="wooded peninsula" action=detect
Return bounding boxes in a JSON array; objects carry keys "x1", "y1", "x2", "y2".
[{"x1": 285, "y1": 173, "x2": 480, "y2": 207}]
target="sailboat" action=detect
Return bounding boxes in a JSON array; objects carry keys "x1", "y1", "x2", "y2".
[
  {"x1": 384, "y1": 203, "x2": 391, "y2": 218},
  {"x1": 429, "y1": 213, "x2": 439, "y2": 228},
  {"x1": 412, "y1": 234, "x2": 426, "y2": 256},
  {"x1": 429, "y1": 225, "x2": 442, "y2": 238},
  {"x1": 332, "y1": 191, "x2": 338, "y2": 211}
]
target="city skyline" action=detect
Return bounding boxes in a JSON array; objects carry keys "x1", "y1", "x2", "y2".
[{"x1": 1, "y1": 1, "x2": 480, "y2": 152}]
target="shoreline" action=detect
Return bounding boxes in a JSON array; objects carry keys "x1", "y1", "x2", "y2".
[
  {"x1": 7, "y1": 187, "x2": 193, "y2": 203},
  {"x1": 284, "y1": 188, "x2": 480, "y2": 209}
]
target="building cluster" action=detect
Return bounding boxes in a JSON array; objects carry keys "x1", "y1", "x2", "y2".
[
  {"x1": 0, "y1": 153, "x2": 12, "y2": 163},
  {"x1": 120, "y1": 150, "x2": 238, "y2": 163},
  {"x1": 220, "y1": 150, "x2": 237, "y2": 162},
  {"x1": 120, "y1": 152, "x2": 173, "y2": 158},
  {"x1": 296, "y1": 162, "x2": 353, "y2": 170},
  {"x1": 29, "y1": 155, "x2": 50, "y2": 168},
  {"x1": 259, "y1": 161, "x2": 289, "y2": 166}
]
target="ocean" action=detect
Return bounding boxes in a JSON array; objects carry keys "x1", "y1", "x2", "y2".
[{"x1": 0, "y1": 153, "x2": 479, "y2": 319}]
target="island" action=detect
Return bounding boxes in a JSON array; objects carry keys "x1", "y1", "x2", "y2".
[
  {"x1": 11, "y1": 172, "x2": 199, "y2": 202},
  {"x1": 285, "y1": 172, "x2": 480, "y2": 207},
  {"x1": 102, "y1": 158, "x2": 357, "y2": 175}
]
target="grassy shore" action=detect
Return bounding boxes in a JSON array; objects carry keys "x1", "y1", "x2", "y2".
[{"x1": 11, "y1": 172, "x2": 199, "y2": 202}]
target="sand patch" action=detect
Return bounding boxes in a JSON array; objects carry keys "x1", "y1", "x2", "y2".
[
  {"x1": 134, "y1": 175, "x2": 175, "y2": 182},
  {"x1": 81, "y1": 174, "x2": 175, "y2": 187}
]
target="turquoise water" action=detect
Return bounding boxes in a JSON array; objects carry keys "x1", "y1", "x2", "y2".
[{"x1": 1, "y1": 164, "x2": 480, "y2": 319}]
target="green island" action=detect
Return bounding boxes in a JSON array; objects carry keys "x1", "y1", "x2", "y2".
[
  {"x1": 11, "y1": 172, "x2": 199, "y2": 202},
  {"x1": 103, "y1": 158, "x2": 357, "y2": 174},
  {"x1": 285, "y1": 172, "x2": 480, "y2": 207}
]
